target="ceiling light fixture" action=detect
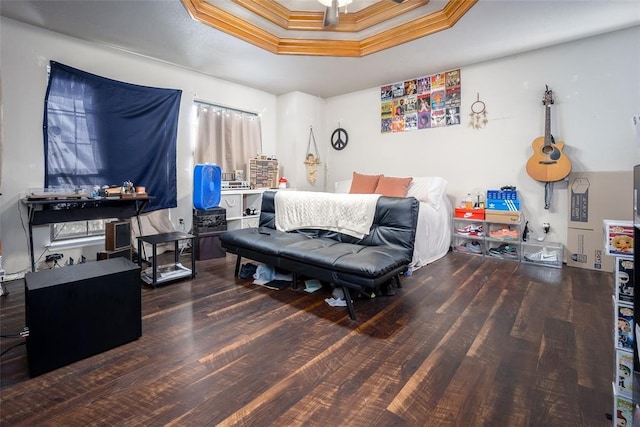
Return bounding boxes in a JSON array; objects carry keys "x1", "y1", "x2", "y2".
[
  {"x1": 318, "y1": 0, "x2": 353, "y2": 7},
  {"x1": 319, "y1": 0, "x2": 353, "y2": 27}
]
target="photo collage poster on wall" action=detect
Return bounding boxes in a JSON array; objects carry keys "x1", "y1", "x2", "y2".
[{"x1": 380, "y1": 69, "x2": 461, "y2": 133}]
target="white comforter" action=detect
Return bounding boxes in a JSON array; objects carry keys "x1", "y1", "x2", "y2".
[
  {"x1": 275, "y1": 191, "x2": 381, "y2": 239},
  {"x1": 333, "y1": 176, "x2": 452, "y2": 270}
]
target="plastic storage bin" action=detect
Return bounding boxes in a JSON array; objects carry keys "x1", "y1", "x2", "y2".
[{"x1": 521, "y1": 241, "x2": 563, "y2": 268}]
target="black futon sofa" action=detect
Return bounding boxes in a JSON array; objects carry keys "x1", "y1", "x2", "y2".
[{"x1": 219, "y1": 191, "x2": 419, "y2": 320}]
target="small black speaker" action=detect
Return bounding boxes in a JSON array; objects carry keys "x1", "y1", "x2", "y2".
[{"x1": 25, "y1": 258, "x2": 141, "y2": 377}]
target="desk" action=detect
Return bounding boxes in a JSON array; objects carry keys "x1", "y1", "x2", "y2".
[
  {"x1": 137, "y1": 231, "x2": 196, "y2": 287},
  {"x1": 23, "y1": 196, "x2": 151, "y2": 272}
]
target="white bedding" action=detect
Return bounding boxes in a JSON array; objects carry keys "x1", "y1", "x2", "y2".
[
  {"x1": 411, "y1": 197, "x2": 452, "y2": 270},
  {"x1": 335, "y1": 176, "x2": 452, "y2": 271},
  {"x1": 275, "y1": 191, "x2": 380, "y2": 239}
]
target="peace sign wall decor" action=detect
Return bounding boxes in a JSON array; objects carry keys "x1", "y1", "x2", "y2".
[{"x1": 330, "y1": 128, "x2": 348, "y2": 150}]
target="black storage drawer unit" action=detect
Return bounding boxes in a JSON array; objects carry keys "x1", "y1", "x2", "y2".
[
  {"x1": 193, "y1": 207, "x2": 227, "y2": 234},
  {"x1": 195, "y1": 231, "x2": 226, "y2": 260},
  {"x1": 25, "y1": 258, "x2": 141, "y2": 377}
]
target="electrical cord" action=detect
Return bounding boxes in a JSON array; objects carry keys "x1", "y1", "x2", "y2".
[
  {"x1": 18, "y1": 200, "x2": 66, "y2": 271},
  {"x1": 0, "y1": 341, "x2": 26, "y2": 357},
  {"x1": 0, "y1": 327, "x2": 30, "y2": 339},
  {"x1": 0, "y1": 328, "x2": 28, "y2": 358}
]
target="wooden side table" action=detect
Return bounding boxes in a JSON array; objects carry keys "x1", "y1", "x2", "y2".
[{"x1": 137, "y1": 231, "x2": 196, "y2": 287}]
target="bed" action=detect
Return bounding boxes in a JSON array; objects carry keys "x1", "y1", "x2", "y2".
[{"x1": 334, "y1": 175, "x2": 452, "y2": 271}]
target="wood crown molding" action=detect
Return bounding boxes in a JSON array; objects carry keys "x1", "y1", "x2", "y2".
[
  {"x1": 181, "y1": 0, "x2": 477, "y2": 57},
  {"x1": 231, "y1": 0, "x2": 430, "y2": 32}
]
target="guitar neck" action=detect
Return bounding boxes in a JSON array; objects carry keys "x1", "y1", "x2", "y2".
[{"x1": 544, "y1": 105, "x2": 552, "y2": 146}]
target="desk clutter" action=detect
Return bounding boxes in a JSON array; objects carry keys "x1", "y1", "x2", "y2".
[{"x1": 27, "y1": 182, "x2": 148, "y2": 201}]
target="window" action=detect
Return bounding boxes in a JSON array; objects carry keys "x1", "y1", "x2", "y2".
[
  {"x1": 44, "y1": 61, "x2": 182, "y2": 211},
  {"x1": 51, "y1": 220, "x2": 106, "y2": 241},
  {"x1": 192, "y1": 102, "x2": 262, "y2": 174},
  {"x1": 43, "y1": 62, "x2": 182, "y2": 243}
]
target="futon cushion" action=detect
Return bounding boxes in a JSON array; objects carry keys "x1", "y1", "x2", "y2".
[
  {"x1": 278, "y1": 238, "x2": 409, "y2": 277},
  {"x1": 220, "y1": 228, "x2": 309, "y2": 255}
]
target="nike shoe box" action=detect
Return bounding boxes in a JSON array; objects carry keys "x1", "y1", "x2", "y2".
[
  {"x1": 567, "y1": 171, "x2": 632, "y2": 272},
  {"x1": 454, "y1": 207, "x2": 484, "y2": 220}
]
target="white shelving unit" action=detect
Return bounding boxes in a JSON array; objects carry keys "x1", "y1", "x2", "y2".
[
  {"x1": 220, "y1": 188, "x2": 270, "y2": 230},
  {"x1": 452, "y1": 216, "x2": 522, "y2": 261},
  {"x1": 452, "y1": 214, "x2": 563, "y2": 268}
]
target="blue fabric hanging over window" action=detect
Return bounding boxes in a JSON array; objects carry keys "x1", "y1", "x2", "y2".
[{"x1": 43, "y1": 61, "x2": 182, "y2": 212}]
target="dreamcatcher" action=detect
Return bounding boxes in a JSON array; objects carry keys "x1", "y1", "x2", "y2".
[
  {"x1": 469, "y1": 93, "x2": 488, "y2": 129},
  {"x1": 304, "y1": 126, "x2": 321, "y2": 184}
]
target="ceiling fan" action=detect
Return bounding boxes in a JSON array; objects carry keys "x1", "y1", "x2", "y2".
[{"x1": 320, "y1": 0, "x2": 405, "y2": 28}]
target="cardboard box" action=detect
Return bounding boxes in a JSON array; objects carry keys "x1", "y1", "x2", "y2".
[
  {"x1": 484, "y1": 209, "x2": 520, "y2": 223},
  {"x1": 604, "y1": 220, "x2": 634, "y2": 256},
  {"x1": 566, "y1": 171, "x2": 633, "y2": 272},
  {"x1": 454, "y1": 208, "x2": 484, "y2": 220},
  {"x1": 486, "y1": 199, "x2": 520, "y2": 211},
  {"x1": 567, "y1": 228, "x2": 611, "y2": 271}
]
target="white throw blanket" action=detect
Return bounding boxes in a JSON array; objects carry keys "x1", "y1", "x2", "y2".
[{"x1": 275, "y1": 191, "x2": 381, "y2": 239}]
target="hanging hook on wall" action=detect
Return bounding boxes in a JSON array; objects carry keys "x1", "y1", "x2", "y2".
[{"x1": 304, "y1": 125, "x2": 321, "y2": 184}]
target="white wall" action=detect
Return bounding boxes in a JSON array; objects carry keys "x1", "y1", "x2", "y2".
[
  {"x1": 324, "y1": 26, "x2": 640, "y2": 246},
  {"x1": 0, "y1": 18, "x2": 277, "y2": 274},
  {"x1": 276, "y1": 92, "x2": 328, "y2": 192}
]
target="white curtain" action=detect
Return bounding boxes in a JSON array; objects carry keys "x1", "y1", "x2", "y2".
[
  {"x1": 194, "y1": 104, "x2": 262, "y2": 175},
  {"x1": 131, "y1": 211, "x2": 177, "y2": 258}
]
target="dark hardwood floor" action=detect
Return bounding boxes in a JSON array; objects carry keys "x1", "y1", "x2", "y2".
[{"x1": 0, "y1": 251, "x2": 614, "y2": 426}]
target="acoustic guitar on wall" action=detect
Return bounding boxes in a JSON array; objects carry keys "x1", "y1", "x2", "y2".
[{"x1": 526, "y1": 85, "x2": 571, "y2": 182}]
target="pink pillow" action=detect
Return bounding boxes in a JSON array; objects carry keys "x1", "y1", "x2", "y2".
[
  {"x1": 374, "y1": 176, "x2": 413, "y2": 197},
  {"x1": 349, "y1": 172, "x2": 382, "y2": 194}
]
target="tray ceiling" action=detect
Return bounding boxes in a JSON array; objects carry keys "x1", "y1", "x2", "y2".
[
  {"x1": 182, "y1": 0, "x2": 477, "y2": 56},
  {"x1": 1, "y1": 0, "x2": 638, "y2": 98}
]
